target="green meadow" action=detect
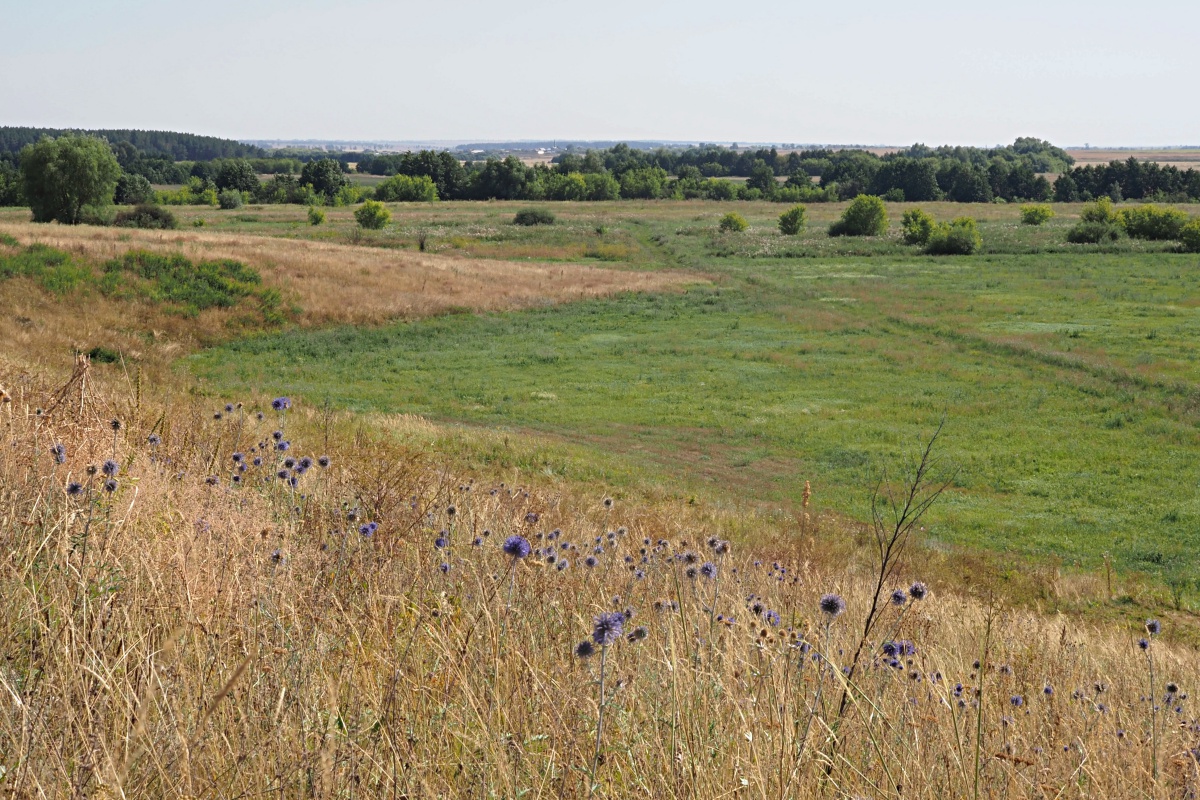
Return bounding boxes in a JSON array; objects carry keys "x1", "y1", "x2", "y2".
[{"x1": 188, "y1": 202, "x2": 1200, "y2": 586}]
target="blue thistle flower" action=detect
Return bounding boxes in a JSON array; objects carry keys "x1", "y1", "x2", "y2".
[
  {"x1": 318, "y1": 456, "x2": 330, "y2": 468},
  {"x1": 890, "y1": 588, "x2": 907, "y2": 606},
  {"x1": 232, "y1": 452, "x2": 243, "y2": 463},
  {"x1": 252, "y1": 457, "x2": 262, "y2": 467},
  {"x1": 51, "y1": 444, "x2": 67, "y2": 464},
  {"x1": 700, "y1": 561, "x2": 717, "y2": 579},
  {"x1": 284, "y1": 458, "x2": 296, "y2": 469},
  {"x1": 277, "y1": 469, "x2": 290, "y2": 480},
  {"x1": 1146, "y1": 619, "x2": 1161, "y2": 636},
  {"x1": 103, "y1": 478, "x2": 118, "y2": 493},
  {"x1": 909, "y1": 581, "x2": 928, "y2": 601},
  {"x1": 1011, "y1": 695, "x2": 1024, "y2": 707},
  {"x1": 592, "y1": 612, "x2": 625, "y2": 647},
  {"x1": 819, "y1": 593, "x2": 846, "y2": 617},
  {"x1": 557, "y1": 559, "x2": 569, "y2": 571},
  {"x1": 367, "y1": 522, "x2": 378, "y2": 535},
  {"x1": 147, "y1": 434, "x2": 161, "y2": 446},
  {"x1": 472, "y1": 537, "x2": 483, "y2": 546},
  {"x1": 272, "y1": 430, "x2": 284, "y2": 441},
  {"x1": 271, "y1": 397, "x2": 291, "y2": 412},
  {"x1": 575, "y1": 640, "x2": 596, "y2": 659},
  {"x1": 585, "y1": 556, "x2": 598, "y2": 568},
  {"x1": 66, "y1": 481, "x2": 83, "y2": 496},
  {"x1": 439, "y1": 563, "x2": 450, "y2": 574},
  {"x1": 359, "y1": 523, "x2": 373, "y2": 537},
  {"x1": 298, "y1": 456, "x2": 313, "y2": 470},
  {"x1": 276, "y1": 441, "x2": 290, "y2": 452},
  {"x1": 101, "y1": 459, "x2": 119, "y2": 477},
  {"x1": 1138, "y1": 638, "x2": 1150, "y2": 651},
  {"x1": 765, "y1": 610, "x2": 781, "y2": 627},
  {"x1": 224, "y1": 403, "x2": 235, "y2": 413},
  {"x1": 434, "y1": 536, "x2": 448, "y2": 549},
  {"x1": 503, "y1": 535, "x2": 532, "y2": 559}
]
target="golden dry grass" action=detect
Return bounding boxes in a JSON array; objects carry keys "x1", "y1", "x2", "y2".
[
  {"x1": 0, "y1": 221, "x2": 698, "y2": 328},
  {"x1": 3, "y1": 363, "x2": 1200, "y2": 798}
]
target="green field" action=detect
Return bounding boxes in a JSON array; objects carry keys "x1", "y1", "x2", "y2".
[{"x1": 188, "y1": 201, "x2": 1200, "y2": 585}]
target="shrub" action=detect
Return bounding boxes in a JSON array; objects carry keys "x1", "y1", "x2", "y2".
[
  {"x1": 1080, "y1": 196, "x2": 1119, "y2": 225},
  {"x1": 374, "y1": 174, "x2": 438, "y2": 203},
  {"x1": 901, "y1": 208, "x2": 936, "y2": 245},
  {"x1": 925, "y1": 217, "x2": 982, "y2": 255},
  {"x1": 113, "y1": 204, "x2": 178, "y2": 230},
  {"x1": 829, "y1": 195, "x2": 888, "y2": 237},
  {"x1": 307, "y1": 206, "x2": 325, "y2": 226},
  {"x1": 1178, "y1": 218, "x2": 1200, "y2": 252},
  {"x1": 718, "y1": 212, "x2": 749, "y2": 232},
  {"x1": 1119, "y1": 204, "x2": 1189, "y2": 241},
  {"x1": 1067, "y1": 220, "x2": 1124, "y2": 244},
  {"x1": 513, "y1": 208, "x2": 556, "y2": 226},
  {"x1": 1020, "y1": 204, "x2": 1055, "y2": 225},
  {"x1": 778, "y1": 205, "x2": 806, "y2": 235},
  {"x1": 882, "y1": 188, "x2": 905, "y2": 202},
  {"x1": 354, "y1": 199, "x2": 390, "y2": 230},
  {"x1": 115, "y1": 173, "x2": 155, "y2": 205},
  {"x1": 218, "y1": 189, "x2": 243, "y2": 210}
]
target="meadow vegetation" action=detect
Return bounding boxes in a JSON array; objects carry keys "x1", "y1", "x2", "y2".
[{"x1": 3, "y1": 194, "x2": 1200, "y2": 797}]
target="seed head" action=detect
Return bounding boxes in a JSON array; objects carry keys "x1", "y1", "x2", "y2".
[
  {"x1": 66, "y1": 481, "x2": 83, "y2": 496},
  {"x1": 575, "y1": 640, "x2": 596, "y2": 659}
]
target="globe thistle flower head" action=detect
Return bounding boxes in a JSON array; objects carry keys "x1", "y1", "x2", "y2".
[
  {"x1": 110, "y1": 419, "x2": 122, "y2": 432},
  {"x1": 765, "y1": 610, "x2": 781, "y2": 627},
  {"x1": 1011, "y1": 695, "x2": 1024, "y2": 708},
  {"x1": 557, "y1": 559, "x2": 569, "y2": 571},
  {"x1": 147, "y1": 434, "x2": 161, "y2": 446},
  {"x1": 206, "y1": 475, "x2": 220, "y2": 486},
  {"x1": 273, "y1": 430, "x2": 284, "y2": 441},
  {"x1": 298, "y1": 456, "x2": 313, "y2": 470},
  {"x1": 439, "y1": 563, "x2": 450, "y2": 574},
  {"x1": 271, "y1": 397, "x2": 291, "y2": 412},
  {"x1": 103, "y1": 479, "x2": 118, "y2": 493},
  {"x1": 890, "y1": 588, "x2": 907, "y2": 606},
  {"x1": 603, "y1": 497, "x2": 613, "y2": 509},
  {"x1": 232, "y1": 452, "x2": 243, "y2": 463},
  {"x1": 224, "y1": 403, "x2": 235, "y2": 413},
  {"x1": 276, "y1": 441, "x2": 290, "y2": 452},
  {"x1": 318, "y1": 456, "x2": 330, "y2": 468},
  {"x1": 1146, "y1": 619, "x2": 1161, "y2": 636},
  {"x1": 1138, "y1": 638, "x2": 1150, "y2": 651},
  {"x1": 277, "y1": 469, "x2": 290, "y2": 480},
  {"x1": 700, "y1": 561, "x2": 717, "y2": 579},
  {"x1": 585, "y1": 556, "x2": 598, "y2": 568},
  {"x1": 503, "y1": 535, "x2": 532, "y2": 559},
  {"x1": 434, "y1": 536, "x2": 448, "y2": 549},
  {"x1": 284, "y1": 458, "x2": 296, "y2": 469},
  {"x1": 628, "y1": 626, "x2": 648, "y2": 643},
  {"x1": 819, "y1": 593, "x2": 846, "y2": 617},
  {"x1": 575, "y1": 640, "x2": 596, "y2": 659},
  {"x1": 592, "y1": 612, "x2": 625, "y2": 647},
  {"x1": 472, "y1": 537, "x2": 483, "y2": 546},
  {"x1": 101, "y1": 459, "x2": 120, "y2": 477},
  {"x1": 66, "y1": 481, "x2": 83, "y2": 496},
  {"x1": 359, "y1": 523, "x2": 374, "y2": 537},
  {"x1": 51, "y1": 444, "x2": 67, "y2": 464},
  {"x1": 909, "y1": 581, "x2": 928, "y2": 601},
  {"x1": 252, "y1": 457, "x2": 262, "y2": 467}
]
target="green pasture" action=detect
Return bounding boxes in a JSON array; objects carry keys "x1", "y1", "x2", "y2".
[{"x1": 188, "y1": 201, "x2": 1200, "y2": 587}]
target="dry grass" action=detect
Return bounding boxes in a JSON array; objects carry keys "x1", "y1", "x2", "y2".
[
  {"x1": 0, "y1": 221, "x2": 698, "y2": 328},
  {"x1": 1067, "y1": 149, "x2": 1200, "y2": 170},
  {"x1": 3, "y1": 364, "x2": 1200, "y2": 798}
]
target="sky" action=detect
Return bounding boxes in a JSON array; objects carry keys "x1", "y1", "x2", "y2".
[{"x1": 2, "y1": 0, "x2": 1198, "y2": 147}]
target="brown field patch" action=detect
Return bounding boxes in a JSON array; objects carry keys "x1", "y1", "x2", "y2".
[{"x1": 0, "y1": 222, "x2": 701, "y2": 329}]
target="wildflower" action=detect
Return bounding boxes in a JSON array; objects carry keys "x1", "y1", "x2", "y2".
[
  {"x1": 252, "y1": 457, "x2": 262, "y2": 467},
  {"x1": 575, "y1": 640, "x2": 596, "y2": 659},
  {"x1": 1167, "y1": 683, "x2": 1179, "y2": 695},
  {"x1": 765, "y1": 610, "x2": 781, "y2": 627},
  {"x1": 232, "y1": 475, "x2": 241, "y2": 484},
  {"x1": 472, "y1": 537, "x2": 483, "y2": 546},
  {"x1": 359, "y1": 523, "x2": 374, "y2": 537},
  {"x1": 1044, "y1": 684, "x2": 1054, "y2": 697},
  {"x1": 603, "y1": 497, "x2": 613, "y2": 508},
  {"x1": 318, "y1": 455, "x2": 330, "y2": 468},
  {"x1": 700, "y1": 561, "x2": 717, "y2": 579},
  {"x1": 1138, "y1": 638, "x2": 1150, "y2": 651},
  {"x1": 66, "y1": 482, "x2": 83, "y2": 496},
  {"x1": 148, "y1": 434, "x2": 161, "y2": 446},
  {"x1": 628, "y1": 626, "x2": 648, "y2": 643},
  {"x1": 110, "y1": 419, "x2": 122, "y2": 432},
  {"x1": 503, "y1": 535, "x2": 532, "y2": 559},
  {"x1": 819, "y1": 593, "x2": 846, "y2": 618},
  {"x1": 101, "y1": 459, "x2": 120, "y2": 477},
  {"x1": 276, "y1": 441, "x2": 290, "y2": 452},
  {"x1": 367, "y1": 522, "x2": 378, "y2": 535},
  {"x1": 224, "y1": 403, "x2": 234, "y2": 413},
  {"x1": 557, "y1": 559, "x2": 569, "y2": 571},
  {"x1": 213, "y1": 413, "x2": 222, "y2": 420},
  {"x1": 284, "y1": 458, "x2": 296, "y2": 469},
  {"x1": 51, "y1": 444, "x2": 67, "y2": 464},
  {"x1": 1011, "y1": 695, "x2": 1024, "y2": 708},
  {"x1": 439, "y1": 563, "x2": 451, "y2": 574},
  {"x1": 1146, "y1": 619, "x2": 1161, "y2": 636},
  {"x1": 298, "y1": 456, "x2": 313, "y2": 470},
  {"x1": 103, "y1": 479, "x2": 118, "y2": 493},
  {"x1": 270, "y1": 549, "x2": 283, "y2": 563},
  {"x1": 585, "y1": 556, "x2": 598, "y2": 568},
  {"x1": 890, "y1": 588, "x2": 907, "y2": 606},
  {"x1": 232, "y1": 452, "x2": 244, "y2": 463},
  {"x1": 685, "y1": 566, "x2": 698, "y2": 579},
  {"x1": 271, "y1": 397, "x2": 291, "y2": 411},
  {"x1": 205, "y1": 475, "x2": 219, "y2": 486},
  {"x1": 909, "y1": 581, "x2": 928, "y2": 601},
  {"x1": 592, "y1": 612, "x2": 625, "y2": 647},
  {"x1": 524, "y1": 512, "x2": 539, "y2": 525},
  {"x1": 273, "y1": 430, "x2": 284, "y2": 441},
  {"x1": 434, "y1": 536, "x2": 448, "y2": 549},
  {"x1": 277, "y1": 469, "x2": 290, "y2": 480}
]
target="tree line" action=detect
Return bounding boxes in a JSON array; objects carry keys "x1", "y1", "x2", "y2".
[{"x1": 0, "y1": 127, "x2": 265, "y2": 161}]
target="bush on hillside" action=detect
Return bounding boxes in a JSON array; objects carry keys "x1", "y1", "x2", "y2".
[
  {"x1": 719, "y1": 212, "x2": 749, "y2": 232},
  {"x1": 1179, "y1": 218, "x2": 1200, "y2": 253},
  {"x1": 513, "y1": 207, "x2": 556, "y2": 226},
  {"x1": 374, "y1": 174, "x2": 438, "y2": 203},
  {"x1": 1119, "y1": 204, "x2": 1189, "y2": 241},
  {"x1": 218, "y1": 189, "x2": 243, "y2": 210},
  {"x1": 829, "y1": 195, "x2": 888, "y2": 237},
  {"x1": 1066, "y1": 220, "x2": 1124, "y2": 244},
  {"x1": 924, "y1": 217, "x2": 982, "y2": 255},
  {"x1": 1019, "y1": 203, "x2": 1055, "y2": 225},
  {"x1": 307, "y1": 206, "x2": 325, "y2": 226},
  {"x1": 354, "y1": 199, "x2": 391, "y2": 230},
  {"x1": 901, "y1": 208, "x2": 936, "y2": 245},
  {"x1": 777, "y1": 205, "x2": 807, "y2": 235},
  {"x1": 1080, "y1": 196, "x2": 1120, "y2": 225},
  {"x1": 113, "y1": 204, "x2": 178, "y2": 230}
]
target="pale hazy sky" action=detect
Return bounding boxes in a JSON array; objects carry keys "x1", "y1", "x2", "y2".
[{"x1": 3, "y1": 0, "x2": 1198, "y2": 146}]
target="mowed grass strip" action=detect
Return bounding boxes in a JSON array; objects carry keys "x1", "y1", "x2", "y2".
[{"x1": 190, "y1": 250, "x2": 1200, "y2": 582}]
